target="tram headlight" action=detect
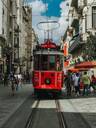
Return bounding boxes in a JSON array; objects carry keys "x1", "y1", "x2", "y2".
[{"x1": 45, "y1": 78, "x2": 51, "y2": 85}]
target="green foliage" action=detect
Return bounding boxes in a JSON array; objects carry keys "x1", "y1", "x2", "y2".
[{"x1": 83, "y1": 35, "x2": 96, "y2": 60}]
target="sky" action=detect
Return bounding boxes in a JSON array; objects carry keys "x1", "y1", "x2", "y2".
[{"x1": 28, "y1": 0, "x2": 69, "y2": 43}]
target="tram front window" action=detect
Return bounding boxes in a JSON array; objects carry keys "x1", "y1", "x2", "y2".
[
  {"x1": 49, "y1": 55, "x2": 55, "y2": 70},
  {"x1": 41, "y1": 55, "x2": 48, "y2": 70},
  {"x1": 41, "y1": 55, "x2": 56, "y2": 70},
  {"x1": 34, "y1": 55, "x2": 63, "y2": 71},
  {"x1": 39, "y1": 55, "x2": 56, "y2": 70}
]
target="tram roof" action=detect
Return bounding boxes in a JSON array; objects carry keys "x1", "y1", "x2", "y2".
[{"x1": 34, "y1": 50, "x2": 64, "y2": 55}]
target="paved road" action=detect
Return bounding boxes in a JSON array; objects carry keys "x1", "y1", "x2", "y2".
[
  {"x1": 1, "y1": 85, "x2": 96, "y2": 128},
  {"x1": 60, "y1": 97, "x2": 96, "y2": 128},
  {"x1": 0, "y1": 84, "x2": 33, "y2": 128}
]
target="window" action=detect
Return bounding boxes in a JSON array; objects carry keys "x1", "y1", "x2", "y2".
[
  {"x1": 34, "y1": 55, "x2": 41, "y2": 70},
  {"x1": 2, "y1": 28, "x2": 4, "y2": 34},
  {"x1": 2, "y1": 8, "x2": 4, "y2": 15},
  {"x1": 49, "y1": 55, "x2": 56, "y2": 70},
  {"x1": 92, "y1": 6, "x2": 96, "y2": 29},
  {"x1": 34, "y1": 54, "x2": 63, "y2": 71},
  {"x1": 41, "y1": 55, "x2": 48, "y2": 70},
  {"x1": 56, "y1": 55, "x2": 63, "y2": 71}
]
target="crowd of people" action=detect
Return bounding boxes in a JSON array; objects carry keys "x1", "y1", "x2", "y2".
[
  {"x1": 64, "y1": 71, "x2": 96, "y2": 97},
  {"x1": 0, "y1": 71, "x2": 31, "y2": 96}
]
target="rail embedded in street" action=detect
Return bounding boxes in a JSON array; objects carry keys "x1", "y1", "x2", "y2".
[
  {"x1": 25, "y1": 100, "x2": 40, "y2": 128},
  {"x1": 55, "y1": 100, "x2": 67, "y2": 128}
]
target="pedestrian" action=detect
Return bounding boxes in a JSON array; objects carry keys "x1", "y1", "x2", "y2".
[
  {"x1": 70, "y1": 73, "x2": 75, "y2": 93},
  {"x1": 14, "y1": 75, "x2": 19, "y2": 91},
  {"x1": 90, "y1": 74, "x2": 96, "y2": 91},
  {"x1": 56, "y1": 60, "x2": 60, "y2": 71},
  {"x1": 81, "y1": 71, "x2": 90, "y2": 96},
  {"x1": 0, "y1": 73, "x2": 3, "y2": 85},
  {"x1": 4, "y1": 73, "x2": 8, "y2": 86},
  {"x1": 18, "y1": 73, "x2": 23, "y2": 89},
  {"x1": 74, "y1": 73, "x2": 81, "y2": 96},
  {"x1": 9, "y1": 72, "x2": 16, "y2": 96},
  {"x1": 65, "y1": 71, "x2": 71, "y2": 96}
]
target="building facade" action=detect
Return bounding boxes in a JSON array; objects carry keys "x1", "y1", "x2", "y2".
[
  {"x1": 0, "y1": 0, "x2": 38, "y2": 76},
  {"x1": 63, "y1": 0, "x2": 96, "y2": 67},
  {"x1": 0, "y1": 0, "x2": 7, "y2": 74}
]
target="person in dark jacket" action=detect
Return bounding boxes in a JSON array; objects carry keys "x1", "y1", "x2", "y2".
[{"x1": 65, "y1": 72, "x2": 72, "y2": 96}]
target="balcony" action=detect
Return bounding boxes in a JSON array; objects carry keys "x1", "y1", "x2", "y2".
[{"x1": 69, "y1": 35, "x2": 85, "y2": 53}]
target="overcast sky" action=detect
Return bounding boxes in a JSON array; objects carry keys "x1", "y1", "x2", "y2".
[{"x1": 28, "y1": 0, "x2": 69, "y2": 44}]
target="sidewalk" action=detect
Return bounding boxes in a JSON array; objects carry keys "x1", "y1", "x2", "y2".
[{"x1": 0, "y1": 83, "x2": 33, "y2": 128}]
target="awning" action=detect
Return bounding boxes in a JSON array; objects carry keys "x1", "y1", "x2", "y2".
[
  {"x1": 78, "y1": 68, "x2": 89, "y2": 71},
  {"x1": 68, "y1": 67, "x2": 79, "y2": 73},
  {"x1": 75, "y1": 61, "x2": 96, "y2": 68}
]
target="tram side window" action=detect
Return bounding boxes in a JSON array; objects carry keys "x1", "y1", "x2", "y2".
[
  {"x1": 34, "y1": 55, "x2": 40, "y2": 70},
  {"x1": 60, "y1": 56, "x2": 63, "y2": 70}
]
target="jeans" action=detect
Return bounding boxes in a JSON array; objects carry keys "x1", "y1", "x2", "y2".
[{"x1": 83, "y1": 84, "x2": 89, "y2": 95}]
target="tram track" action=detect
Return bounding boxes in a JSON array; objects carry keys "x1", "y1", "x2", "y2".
[
  {"x1": 55, "y1": 100, "x2": 68, "y2": 128},
  {"x1": 25, "y1": 98, "x2": 67, "y2": 128},
  {"x1": 25, "y1": 98, "x2": 92, "y2": 128},
  {"x1": 55, "y1": 99, "x2": 92, "y2": 128},
  {"x1": 25, "y1": 100, "x2": 40, "y2": 128}
]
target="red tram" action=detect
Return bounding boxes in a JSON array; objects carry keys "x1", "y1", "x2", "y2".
[{"x1": 32, "y1": 39, "x2": 64, "y2": 95}]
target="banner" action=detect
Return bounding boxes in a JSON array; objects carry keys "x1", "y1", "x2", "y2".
[{"x1": 63, "y1": 42, "x2": 68, "y2": 56}]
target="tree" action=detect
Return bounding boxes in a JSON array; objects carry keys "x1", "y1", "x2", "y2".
[{"x1": 83, "y1": 34, "x2": 96, "y2": 60}]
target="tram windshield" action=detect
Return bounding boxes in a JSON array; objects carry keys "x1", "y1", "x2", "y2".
[{"x1": 34, "y1": 54, "x2": 63, "y2": 71}]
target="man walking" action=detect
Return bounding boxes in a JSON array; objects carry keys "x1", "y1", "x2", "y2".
[{"x1": 82, "y1": 71, "x2": 90, "y2": 96}]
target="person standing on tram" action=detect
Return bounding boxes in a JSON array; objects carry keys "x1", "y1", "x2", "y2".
[{"x1": 56, "y1": 60, "x2": 60, "y2": 71}]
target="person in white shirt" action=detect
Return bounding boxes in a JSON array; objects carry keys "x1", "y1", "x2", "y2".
[
  {"x1": 74, "y1": 73, "x2": 81, "y2": 96},
  {"x1": 18, "y1": 73, "x2": 23, "y2": 88}
]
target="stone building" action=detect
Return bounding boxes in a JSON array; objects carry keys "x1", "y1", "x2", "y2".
[
  {"x1": 0, "y1": 0, "x2": 38, "y2": 75},
  {"x1": 0, "y1": 0, "x2": 7, "y2": 74},
  {"x1": 63, "y1": 0, "x2": 96, "y2": 66}
]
